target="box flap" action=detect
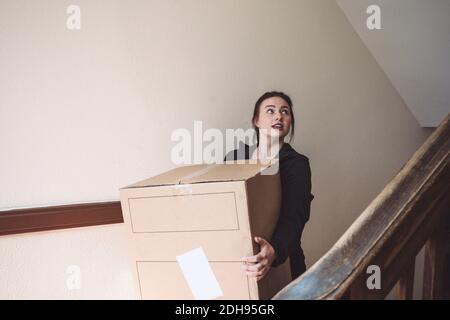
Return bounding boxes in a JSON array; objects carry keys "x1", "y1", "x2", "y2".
[{"x1": 123, "y1": 162, "x2": 275, "y2": 188}]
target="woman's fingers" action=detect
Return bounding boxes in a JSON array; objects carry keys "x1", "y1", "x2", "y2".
[
  {"x1": 241, "y1": 262, "x2": 263, "y2": 272},
  {"x1": 240, "y1": 236, "x2": 274, "y2": 282},
  {"x1": 245, "y1": 270, "x2": 265, "y2": 278},
  {"x1": 241, "y1": 252, "x2": 264, "y2": 264},
  {"x1": 254, "y1": 236, "x2": 269, "y2": 246},
  {"x1": 245, "y1": 266, "x2": 270, "y2": 280}
]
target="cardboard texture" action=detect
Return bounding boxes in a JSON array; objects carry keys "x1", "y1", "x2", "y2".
[{"x1": 119, "y1": 162, "x2": 292, "y2": 300}]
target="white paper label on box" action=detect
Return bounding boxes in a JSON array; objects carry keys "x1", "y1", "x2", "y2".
[{"x1": 176, "y1": 247, "x2": 224, "y2": 300}]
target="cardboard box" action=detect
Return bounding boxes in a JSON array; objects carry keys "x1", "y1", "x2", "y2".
[{"x1": 119, "y1": 162, "x2": 292, "y2": 300}]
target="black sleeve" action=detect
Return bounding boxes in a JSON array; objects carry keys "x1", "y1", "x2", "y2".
[
  {"x1": 224, "y1": 149, "x2": 237, "y2": 162},
  {"x1": 268, "y1": 158, "x2": 313, "y2": 267},
  {"x1": 224, "y1": 151, "x2": 232, "y2": 162},
  {"x1": 223, "y1": 143, "x2": 250, "y2": 162}
]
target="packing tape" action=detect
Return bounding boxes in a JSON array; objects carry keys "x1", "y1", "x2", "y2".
[
  {"x1": 171, "y1": 161, "x2": 278, "y2": 197},
  {"x1": 173, "y1": 183, "x2": 193, "y2": 196},
  {"x1": 177, "y1": 164, "x2": 221, "y2": 184}
]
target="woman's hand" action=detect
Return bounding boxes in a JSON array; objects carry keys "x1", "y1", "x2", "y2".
[{"x1": 241, "y1": 236, "x2": 277, "y2": 281}]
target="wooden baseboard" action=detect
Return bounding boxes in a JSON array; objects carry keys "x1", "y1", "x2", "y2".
[{"x1": 0, "y1": 201, "x2": 123, "y2": 236}]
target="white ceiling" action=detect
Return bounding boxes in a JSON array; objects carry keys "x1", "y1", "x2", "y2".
[{"x1": 336, "y1": 0, "x2": 450, "y2": 127}]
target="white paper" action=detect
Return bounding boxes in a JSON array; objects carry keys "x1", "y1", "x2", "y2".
[{"x1": 176, "y1": 247, "x2": 224, "y2": 300}]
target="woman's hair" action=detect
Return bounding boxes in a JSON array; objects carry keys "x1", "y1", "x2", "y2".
[{"x1": 252, "y1": 91, "x2": 295, "y2": 145}]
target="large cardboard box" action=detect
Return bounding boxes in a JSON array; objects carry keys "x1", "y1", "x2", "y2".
[{"x1": 119, "y1": 162, "x2": 292, "y2": 300}]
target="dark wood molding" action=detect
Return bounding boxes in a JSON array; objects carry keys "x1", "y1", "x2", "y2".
[{"x1": 0, "y1": 201, "x2": 123, "y2": 236}]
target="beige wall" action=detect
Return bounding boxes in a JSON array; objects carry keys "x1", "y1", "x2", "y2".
[
  {"x1": 337, "y1": 0, "x2": 450, "y2": 127},
  {"x1": 0, "y1": 0, "x2": 432, "y2": 298}
]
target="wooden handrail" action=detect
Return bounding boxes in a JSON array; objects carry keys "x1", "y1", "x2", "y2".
[{"x1": 274, "y1": 113, "x2": 450, "y2": 300}]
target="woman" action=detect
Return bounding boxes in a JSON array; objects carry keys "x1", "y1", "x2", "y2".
[{"x1": 225, "y1": 91, "x2": 314, "y2": 281}]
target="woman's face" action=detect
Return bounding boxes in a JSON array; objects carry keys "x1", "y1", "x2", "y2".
[{"x1": 254, "y1": 96, "x2": 292, "y2": 141}]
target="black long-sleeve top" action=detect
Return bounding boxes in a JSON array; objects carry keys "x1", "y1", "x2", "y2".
[{"x1": 225, "y1": 142, "x2": 314, "y2": 279}]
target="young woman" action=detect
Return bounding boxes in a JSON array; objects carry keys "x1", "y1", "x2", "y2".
[{"x1": 225, "y1": 91, "x2": 314, "y2": 281}]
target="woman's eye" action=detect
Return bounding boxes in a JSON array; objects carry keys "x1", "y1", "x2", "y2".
[
  {"x1": 267, "y1": 109, "x2": 274, "y2": 114},
  {"x1": 282, "y1": 110, "x2": 289, "y2": 115}
]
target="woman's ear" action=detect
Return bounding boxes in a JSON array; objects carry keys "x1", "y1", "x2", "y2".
[{"x1": 252, "y1": 117, "x2": 259, "y2": 128}]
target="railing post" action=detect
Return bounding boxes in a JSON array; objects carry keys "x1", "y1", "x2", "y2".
[
  {"x1": 394, "y1": 258, "x2": 415, "y2": 300},
  {"x1": 422, "y1": 218, "x2": 450, "y2": 300}
]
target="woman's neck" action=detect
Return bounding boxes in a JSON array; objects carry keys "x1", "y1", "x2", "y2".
[{"x1": 254, "y1": 137, "x2": 284, "y2": 160}]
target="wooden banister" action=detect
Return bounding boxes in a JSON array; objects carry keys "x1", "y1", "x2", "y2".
[{"x1": 274, "y1": 113, "x2": 450, "y2": 300}]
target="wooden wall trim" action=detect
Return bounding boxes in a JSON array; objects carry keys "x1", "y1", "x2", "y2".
[{"x1": 0, "y1": 201, "x2": 123, "y2": 236}]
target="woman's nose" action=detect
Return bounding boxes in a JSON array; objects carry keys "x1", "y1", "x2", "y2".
[{"x1": 275, "y1": 111, "x2": 282, "y2": 120}]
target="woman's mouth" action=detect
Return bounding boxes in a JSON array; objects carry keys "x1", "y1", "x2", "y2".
[{"x1": 272, "y1": 123, "x2": 284, "y2": 130}]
